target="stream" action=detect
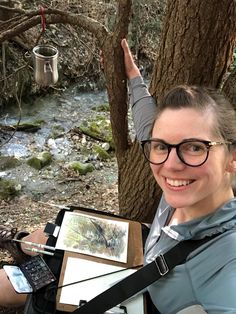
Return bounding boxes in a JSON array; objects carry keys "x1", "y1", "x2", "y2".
[
  {"x1": 0, "y1": 85, "x2": 109, "y2": 158},
  {"x1": 0, "y1": 85, "x2": 120, "y2": 200}
]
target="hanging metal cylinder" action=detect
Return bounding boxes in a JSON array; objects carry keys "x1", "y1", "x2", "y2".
[{"x1": 33, "y1": 45, "x2": 59, "y2": 86}]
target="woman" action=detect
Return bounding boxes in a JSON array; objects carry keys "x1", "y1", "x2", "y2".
[
  {"x1": 121, "y1": 38, "x2": 236, "y2": 313},
  {"x1": 0, "y1": 39, "x2": 236, "y2": 313}
]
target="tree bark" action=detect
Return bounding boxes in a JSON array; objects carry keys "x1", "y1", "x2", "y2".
[
  {"x1": 150, "y1": 0, "x2": 236, "y2": 99},
  {"x1": 0, "y1": 9, "x2": 108, "y2": 44},
  {"x1": 101, "y1": 0, "x2": 132, "y2": 159},
  {"x1": 99, "y1": 1, "x2": 161, "y2": 222},
  {"x1": 118, "y1": 140, "x2": 161, "y2": 222}
]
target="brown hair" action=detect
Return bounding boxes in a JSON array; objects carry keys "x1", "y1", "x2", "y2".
[{"x1": 156, "y1": 85, "x2": 236, "y2": 144}]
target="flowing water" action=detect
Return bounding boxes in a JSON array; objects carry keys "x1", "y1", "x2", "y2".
[
  {"x1": 0, "y1": 85, "x2": 109, "y2": 158},
  {"x1": 0, "y1": 85, "x2": 120, "y2": 199}
]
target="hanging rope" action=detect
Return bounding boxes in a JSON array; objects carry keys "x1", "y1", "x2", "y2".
[
  {"x1": 33, "y1": 6, "x2": 46, "y2": 47},
  {"x1": 40, "y1": 6, "x2": 46, "y2": 33}
]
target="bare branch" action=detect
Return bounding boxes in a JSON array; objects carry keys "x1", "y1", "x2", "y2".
[
  {"x1": 0, "y1": 8, "x2": 109, "y2": 45},
  {"x1": 0, "y1": 4, "x2": 24, "y2": 14},
  {"x1": 114, "y1": 0, "x2": 132, "y2": 39}
]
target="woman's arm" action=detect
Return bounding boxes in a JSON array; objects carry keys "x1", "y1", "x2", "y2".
[
  {"x1": 129, "y1": 76, "x2": 157, "y2": 141},
  {"x1": 121, "y1": 39, "x2": 157, "y2": 141}
]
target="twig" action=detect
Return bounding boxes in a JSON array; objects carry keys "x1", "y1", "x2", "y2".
[
  {"x1": 37, "y1": 201, "x2": 70, "y2": 210},
  {"x1": 0, "y1": 74, "x2": 23, "y2": 148},
  {"x1": 58, "y1": 177, "x2": 82, "y2": 184},
  {"x1": 0, "y1": 5, "x2": 24, "y2": 14},
  {"x1": 2, "y1": 42, "x2": 7, "y2": 91},
  {"x1": 0, "y1": 64, "x2": 33, "y2": 83}
]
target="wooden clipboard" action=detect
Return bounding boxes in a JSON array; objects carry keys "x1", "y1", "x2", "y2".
[{"x1": 55, "y1": 209, "x2": 144, "y2": 312}]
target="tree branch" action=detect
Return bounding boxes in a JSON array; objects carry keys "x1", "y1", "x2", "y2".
[
  {"x1": 0, "y1": 4, "x2": 24, "y2": 14},
  {"x1": 102, "y1": 0, "x2": 132, "y2": 158},
  {"x1": 0, "y1": 8, "x2": 109, "y2": 45}
]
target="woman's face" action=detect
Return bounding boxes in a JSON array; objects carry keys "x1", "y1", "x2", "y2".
[{"x1": 151, "y1": 108, "x2": 234, "y2": 216}]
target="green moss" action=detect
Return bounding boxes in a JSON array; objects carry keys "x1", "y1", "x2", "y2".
[
  {"x1": 49, "y1": 125, "x2": 66, "y2": 138},
  {"x1": 13, "y1": 122, "x2": 41, "y2": 132},
  {"x1": 27, "y1": 151, "x2": 52, "y2": 170},
  {"x1": 68, "y1": 161, "x2": 94, "y2": 175},
  {"x1": 0, "y1": 179, "x2": 18, "y2": 199},
  {"x1": 93, "y1": 144, "x2": 111, "y2": 160},
  {"x1": 0, "y1": 156, "x2": 21, "y2": 170},
  {"x1": 79, "y1": 115, "x2": 114, "y2": 149},
  {"x1": 92, "y1": 103, "x2": 110, "y2": 112}
]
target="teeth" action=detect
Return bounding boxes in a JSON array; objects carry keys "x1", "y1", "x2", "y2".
[{"x1": 167, "y1": 179, "x2": 191, "y2": 187}]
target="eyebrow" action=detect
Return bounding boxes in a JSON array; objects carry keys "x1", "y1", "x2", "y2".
[{"x1": 149, "y1": 137, "x2": 210, "y2": 143}]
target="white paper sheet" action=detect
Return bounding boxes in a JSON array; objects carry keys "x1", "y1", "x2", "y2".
[{"x1": 59, "y1": 257, "x2": 136, "y2": 306}]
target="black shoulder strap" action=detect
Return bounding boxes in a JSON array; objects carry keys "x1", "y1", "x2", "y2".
[{"x1": 73, "y1": 235, "x2": 218, "y2": 314}]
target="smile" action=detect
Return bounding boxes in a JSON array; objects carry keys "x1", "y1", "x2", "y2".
[{"x1": 166, "y1": 178, "x2": 194, "y2": 187}]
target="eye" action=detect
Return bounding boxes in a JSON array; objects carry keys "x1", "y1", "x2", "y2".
[
  {"x1": 181, "y1": 141, "x2": 207, "y2": 155},
  {"x1": 151, "y1": 141, "x2": 168, "y2": 153}
]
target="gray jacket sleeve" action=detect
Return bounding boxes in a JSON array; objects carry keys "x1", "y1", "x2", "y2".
[{"x1": 129, "y1": 76, "x2": 157, "y2": 142}]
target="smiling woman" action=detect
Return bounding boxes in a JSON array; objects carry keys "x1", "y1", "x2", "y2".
[
  {"x1": 149, "y1": 104, "x2": 234, "y2": 219},
  {"x1": 121, "y1": 38, "x2": 236, "y2": 313},
  {"x1": 0, "y1": 39, "x2": 235, "y2": 313}
]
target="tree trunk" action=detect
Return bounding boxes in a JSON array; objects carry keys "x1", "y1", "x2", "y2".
[
  {"x1": 118, "y1": 140, "x2": 161, "y2": 222},
  {"x1": 150, "y1": 0, "x2": 236, "y2": 99}
]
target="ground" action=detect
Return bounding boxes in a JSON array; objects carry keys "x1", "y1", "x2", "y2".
[
  {"x1": 0, "y1": 157, "x2": 119, "y2": 263},
  {"x1": 0, "y1": 159, "x2": 119, "y2": 313}
]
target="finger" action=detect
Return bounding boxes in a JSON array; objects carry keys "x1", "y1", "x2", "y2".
[
  {"x1": 121, "y1": 38, "x2": 133, "y2": 59},
  {"x1": 121, "y1": 38, "x2": 141, "y2": 79}
]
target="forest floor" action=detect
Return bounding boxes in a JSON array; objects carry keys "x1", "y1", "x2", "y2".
[
  {"x1": 0, "y1": 157, "x2": 119, "y2": 314},
  {"x1": 0, "y1": 156, "x2": 119, "y2": 263}
]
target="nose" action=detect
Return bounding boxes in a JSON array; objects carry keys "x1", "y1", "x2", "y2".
[{"x1": 164, "y1": 148, "x2": 185, "y2": 169}]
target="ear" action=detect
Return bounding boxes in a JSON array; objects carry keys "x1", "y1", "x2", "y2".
[{"x1": 226, "y1": 148, "x2": 236, "y2": 173}]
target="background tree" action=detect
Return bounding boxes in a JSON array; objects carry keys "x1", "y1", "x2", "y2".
[
  {"x1": 0, "y1": 0, "x2": 236, "y2": 223},
  {"x1": 150, "y1": 0, "x2": 236, "y2": 98}
]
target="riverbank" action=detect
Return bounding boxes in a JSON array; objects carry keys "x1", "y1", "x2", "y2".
[{"x1": 0, "y1": 85, "x2": 121, "y2": 263}]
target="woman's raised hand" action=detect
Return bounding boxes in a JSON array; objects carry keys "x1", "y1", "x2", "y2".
[{"x1": 121, "y1": 38, "x2": 141, "y2": 79}]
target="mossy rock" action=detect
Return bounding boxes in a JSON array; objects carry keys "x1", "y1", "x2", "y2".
[
  {"x1": 79, "y1": 116, "x2": 114, "y2": 149},
  {"x1": 92, "y1": 103, "x2": 110, "y2": 112},
  {"x1": 0, "y1": 156, "x2": 22, "y2": 170},
  {"x1": 0, "y1": 179, "x2": 18, "y2": 199},
  {"x1": 13, "y1": 122, "x2": 42, "y2": 132},
  {"x1": 27, "y1": 151, "x2": 52, "y2": 170},
  {"x1": 93, "y1": 144, "x2": 111, "y2": 160},
  {"x1": 67, "y1": 161, "x2": 94, "y2": 175},
  {"x1": 49, "y1": 125, "x2": 66, "y2": 139}
]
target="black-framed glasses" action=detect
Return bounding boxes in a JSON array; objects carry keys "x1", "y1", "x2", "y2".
[{"x1": 141, "y1": 139, "x2": 232, "y2": 167}]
